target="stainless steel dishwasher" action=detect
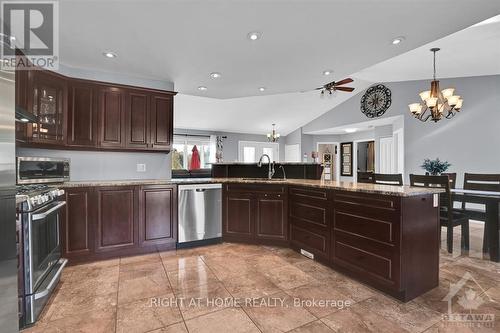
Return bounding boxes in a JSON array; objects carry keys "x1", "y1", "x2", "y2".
[{"x1": 178, "y1": 183, "x2": 222, "y2": 247}]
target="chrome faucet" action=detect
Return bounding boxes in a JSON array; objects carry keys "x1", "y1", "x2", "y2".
[{"x1": 258, "y1": 154, "x2": 275, "y2": 179}]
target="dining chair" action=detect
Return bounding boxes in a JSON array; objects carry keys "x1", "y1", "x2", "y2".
[
  {"x1": 357, "y1": 171, "x2": 374, "y2": 184},
  {"x1": 373, "y1": 173, "x2": 403, "y2": 186},
  {"x1": 442, "y1": 172, "x2": 457, "y2": 189},
  {"x1": 461, "y1": 173, "x2": 500, "y2": 253},
  {"x1": 410, "y1": 174, "x2": 469, "y2": 253}
]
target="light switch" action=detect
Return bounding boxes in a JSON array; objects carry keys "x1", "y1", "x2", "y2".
[{"x1": 137, "y1": 164, "x2": 146, "y2": 172}]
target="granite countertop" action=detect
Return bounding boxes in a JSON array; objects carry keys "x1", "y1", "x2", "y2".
[
  {"x1": 60, "y1": 178, "x2": 444, "y2": 197},
  {"x1": 211, "y1": 162, "x2": 321, "y2": 165}
]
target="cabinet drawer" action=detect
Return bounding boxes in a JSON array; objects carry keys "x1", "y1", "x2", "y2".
[
  {"x1": 290, "y1": 224, "x2": 328, "y2": 257},
  {"x1": 334, "y1": 211, "x2": 395, "y2": 245},
  {"x1": 290, "y1": 201, "x2": 327, "y2": 226},
  {"x1": 334, "y1": 191, "x2": 400, "y2": 221},
  {"x1": 226, "y1": 184, "x2": 285, "y2": 194},
  {"x1": 332, "y1": 231, "x2": 400, "y2": 289},
  {"x1": 289, "y1": 186, "x2": 328, "y2": 201}
]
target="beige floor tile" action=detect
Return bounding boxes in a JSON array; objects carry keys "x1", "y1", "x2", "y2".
[
  {"x1": 116, "y1": 294, "x2": 182, "y2": 333},
  {"x1": 263, "y1": 264, "x2": 317, "y2": 290},
  {"x1": 162, "y1": 255, "x2": 207, "y2": 272},
  {"x1": 284, "y1": 281, "x2": 354, "y2": 318},
  {"x1": 243, "y1": 291, "x2": 317, "y2": 333},
  {"x1": 120, "y1": 252, "x2": 162, "y2": 266},
  {"x1": 21, "y1": 308, "x2": 116, "y2": 333},
  {"x1": 321, "y1": 299, "x2": 411, "y2": 333},
  {"x1": 222, "y1": 272, "x2": 282, "y2": 299},
  {"x1": 174, "y1": 281, "x2": 233, "y2": 320},
  {"x1": 118, "y1": 269, "x2": 172, "y2": 305},
  {"x1": 185, "y1": 307, "x2": 260, "y2": 333},
  {"x1": 147, "y1": 322, "x2": 189, "y2": 333},
  {"x1": 43, "y1": 291, "x2": 117, "y2": 321},
  {"x1": 167, "y1": 265, "x2": 219, "y2": 292},
  {"x1": 288, "y1": 320, "x2": 335, "y2": 333}
]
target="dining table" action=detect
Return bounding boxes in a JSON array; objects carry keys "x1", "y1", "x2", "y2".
[{"x1": 451, "y1": 188, "x2": 500, "y2": 262}]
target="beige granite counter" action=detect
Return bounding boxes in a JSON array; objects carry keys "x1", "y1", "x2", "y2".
[{"x1": 60, "y1": 178, "x2": 444, "y2": 197}]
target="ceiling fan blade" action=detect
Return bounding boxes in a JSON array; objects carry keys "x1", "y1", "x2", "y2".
[
  {"x1": 314, "y1": 87, "x2": 324, "y2": 90},
  {"x1": 334, "y1": 86, "x2": 355, "y2": 92},
  {"x1": 333, "y1": 78, "x2": 354, "y2": 86}
]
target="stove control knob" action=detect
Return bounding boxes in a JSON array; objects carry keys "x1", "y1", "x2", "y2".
[
  {"x1": 58, "y1": 189, "x2": 65, "y2": 196},
  {"x1": 30, "y1": 197, "x2": 37, "y2": 205}
]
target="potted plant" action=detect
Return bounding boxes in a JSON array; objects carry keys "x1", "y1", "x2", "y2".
[{"x1": 421, "y1": 158, "x2": 451, "y2": 176}]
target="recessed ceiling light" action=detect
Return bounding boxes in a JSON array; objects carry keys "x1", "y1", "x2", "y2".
[
  {"x1": 247, "y1": 31, "x2": 262, "y2": 41},
  {"x1": 210, "y1": 72, "x2": 221, "y2": 79},
  {"x1": 198, "y1": 86, "x2": 208, "y2": 91},
  {"x1": 103, "y1": 52, "x2": 117, "y2": 58},
  {"x1": 258, "y1": 87, "x2": 266, "y2": 92},
  {"x1": 323, "y1": 70, "x2": 333, "y2": 76},
  {"x1": 391, "y1": 36, "x2": 405, "y2": 45},
  {"x1": 344, "y1": 128, "x2": 357, "y2": 133}
]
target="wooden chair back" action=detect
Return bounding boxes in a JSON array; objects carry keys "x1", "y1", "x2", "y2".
[
  {"x1": 373, "y1": 173, "x2": 403, "y2": 186},
  {"x1": 463, "y1": 173, "x2": 500, "y2": 192},
  {"x1": 410, "y1": 174, "x2": 451, "y2": 212},
  {"x1": 441, "y1": 172, "x2": 457, "y2": 189},
  {"x1": 357, "y1": 171, "x2": 374, "y2": 184}
]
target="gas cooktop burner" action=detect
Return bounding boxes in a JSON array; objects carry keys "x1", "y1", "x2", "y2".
[{"x1": 16, "y1": 184, "x2": 52, "y2": 195}]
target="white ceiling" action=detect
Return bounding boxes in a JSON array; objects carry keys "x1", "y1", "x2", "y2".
[
  {"x1": 175, "y1": 78, "x2": 372, "y2": 136},
  {"x1": 58, "y1": 0, "x2": 500, "y2": 99},
  {"x1": 355, "y1": 14, "x2": 500, "y2": 82}
]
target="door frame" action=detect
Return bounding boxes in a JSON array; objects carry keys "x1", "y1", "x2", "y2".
[
  {"x1": 353, "y1": 138, "x2": 376, "y2": 183},
  {"x1": 316, "y1": 142, "x2": 340, "y2": 181}
]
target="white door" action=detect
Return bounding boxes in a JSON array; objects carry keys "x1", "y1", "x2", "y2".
[
  {"x1": 393, "y1": 129, "x2": 404, "y2": 175},
  {"x1": 238, "y1": 141, "x2": 279, "y2": 162},
  {"x1": 285, "y1": 144, "x2": 301, "y2": 162},
  {"x1": 379, "y1": 137, "x2": 395, "y2": 174}
]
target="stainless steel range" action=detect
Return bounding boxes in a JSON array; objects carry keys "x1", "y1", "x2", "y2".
[{"x1": 16, "y1": 183, "x2": 67, "y2": 328}]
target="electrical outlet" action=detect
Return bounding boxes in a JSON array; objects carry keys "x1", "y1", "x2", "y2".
[{"x1": 136, "y1": 164, "x2": 146, "y2": 172}]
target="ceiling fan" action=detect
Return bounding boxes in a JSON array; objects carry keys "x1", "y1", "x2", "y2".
[{"x1": 315, "y1": 78, "x2": 355, "y2": 95}]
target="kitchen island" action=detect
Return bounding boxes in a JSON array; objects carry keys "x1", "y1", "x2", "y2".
[{"x1": 60, "y1": 178, "x2": 443, "y2": 301}]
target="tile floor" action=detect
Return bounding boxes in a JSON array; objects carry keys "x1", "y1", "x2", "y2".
[{"x1": 23, "y1": 221, "x2": 499, "y2": 333}]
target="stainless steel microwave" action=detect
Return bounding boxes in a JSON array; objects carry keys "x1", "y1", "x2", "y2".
[{"x1": 17, "y1": 157, "x2": 70, "y2": 184}]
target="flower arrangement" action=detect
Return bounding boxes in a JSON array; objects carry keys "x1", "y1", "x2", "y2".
[{"x1": 420, "y1": 158, "x2": 451, "y2": 175}]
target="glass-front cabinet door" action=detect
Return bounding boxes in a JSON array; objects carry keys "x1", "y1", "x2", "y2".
[{"x1": 30, "y1": 71, "x2": 66, "y2": 145}]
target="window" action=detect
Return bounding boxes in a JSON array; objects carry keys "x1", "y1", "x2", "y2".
[
  {"x1": 172, "y1": 135, "x2": 214, "y2": 170},
  {"x1": 238, "y1": 141, "x2": 279, "y2": 162}
]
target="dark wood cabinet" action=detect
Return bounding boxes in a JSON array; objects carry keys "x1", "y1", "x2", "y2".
[
  {"x1": 62, "y1": 187, "x2": 94, "y2": 259},
  {"x1": 149, "y1": 94, "x2": 173, "y2": 151},
  {"x1": 98, "y1": 86, "x2": 126, "y2": 149},
  {"x1": 29, "y1": 70, "x2": 67, "y2": 145},
  {"x1": 138, "y1": 185, "x2": 177, "y2": 248},
  {"x1": 223, "y1": 184, "x2": 287, "y2": 245},
  {"x1": 256, "y1": 193, "x2": 287, "y2": 241},
  {"x1": 126, "y1": 91, "x2": 150, "y2": 149},
  {"x1": 15, "y1": 66, "x2": 175, "y2": 152},
  {"x1": 95, "y1": 186, "x2": 137, "y2": 252},
  {"x1": 67, "y1": 82, "x2": 98, "y2": 147},
  {"x1": 289, "y1": 186, "x2": 332, "y2": 261}
]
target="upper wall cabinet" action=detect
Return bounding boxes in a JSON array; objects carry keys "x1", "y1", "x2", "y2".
[
  {"x1": 30, "y1": 70, "x2": 67, "y2": 145},
  {"x1": 67, "y1": 81, "x2": 98, "y2": 147},
  {"x1": 98, "y1": 86, "x2": 126, "y2": 149},
  {"x1": 15, "y1": 66, "x2": 176, "y2": 153}
]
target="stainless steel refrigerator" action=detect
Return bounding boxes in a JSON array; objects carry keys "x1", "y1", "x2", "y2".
[{"x1": 0, "y1": 58, "x2": 19, "y2": 331}]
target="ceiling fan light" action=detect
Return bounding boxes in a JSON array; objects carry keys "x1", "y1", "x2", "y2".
[
  {"x1": 408, "y1": 103, "x2": 423, "y2": 114},
  {"x1": 447, "y1": 95, "x2": 460, "y2": 107},
  {"x1": 419, "y1": 90, "x2": 431, "y2": 101},
  {"x1": 455, "y1": 98, "x2": 463, "y2": 110},
  {"x1": 441, "y1": 88, "x2": 455, "y2": 99}
]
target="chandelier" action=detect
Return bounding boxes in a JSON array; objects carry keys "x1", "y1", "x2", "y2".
[
  {"x1": 408, "y1": 48, "x2": 463, "y2": 122},
  {"x1": 266, "y1": 124, "x2": 280, "y2": 142}
]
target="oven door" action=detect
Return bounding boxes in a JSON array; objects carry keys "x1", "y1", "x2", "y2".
[{"x1": 24, "y1": 201, "x2": 66, "y2": 294}]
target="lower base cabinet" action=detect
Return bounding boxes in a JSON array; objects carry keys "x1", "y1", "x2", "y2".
[
  {"x1": 223, "y1": 184, "x2": 287, "y2": 245},
  {"x1": 62, "y1": 184, "x2": 177, "y2": 263}
]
